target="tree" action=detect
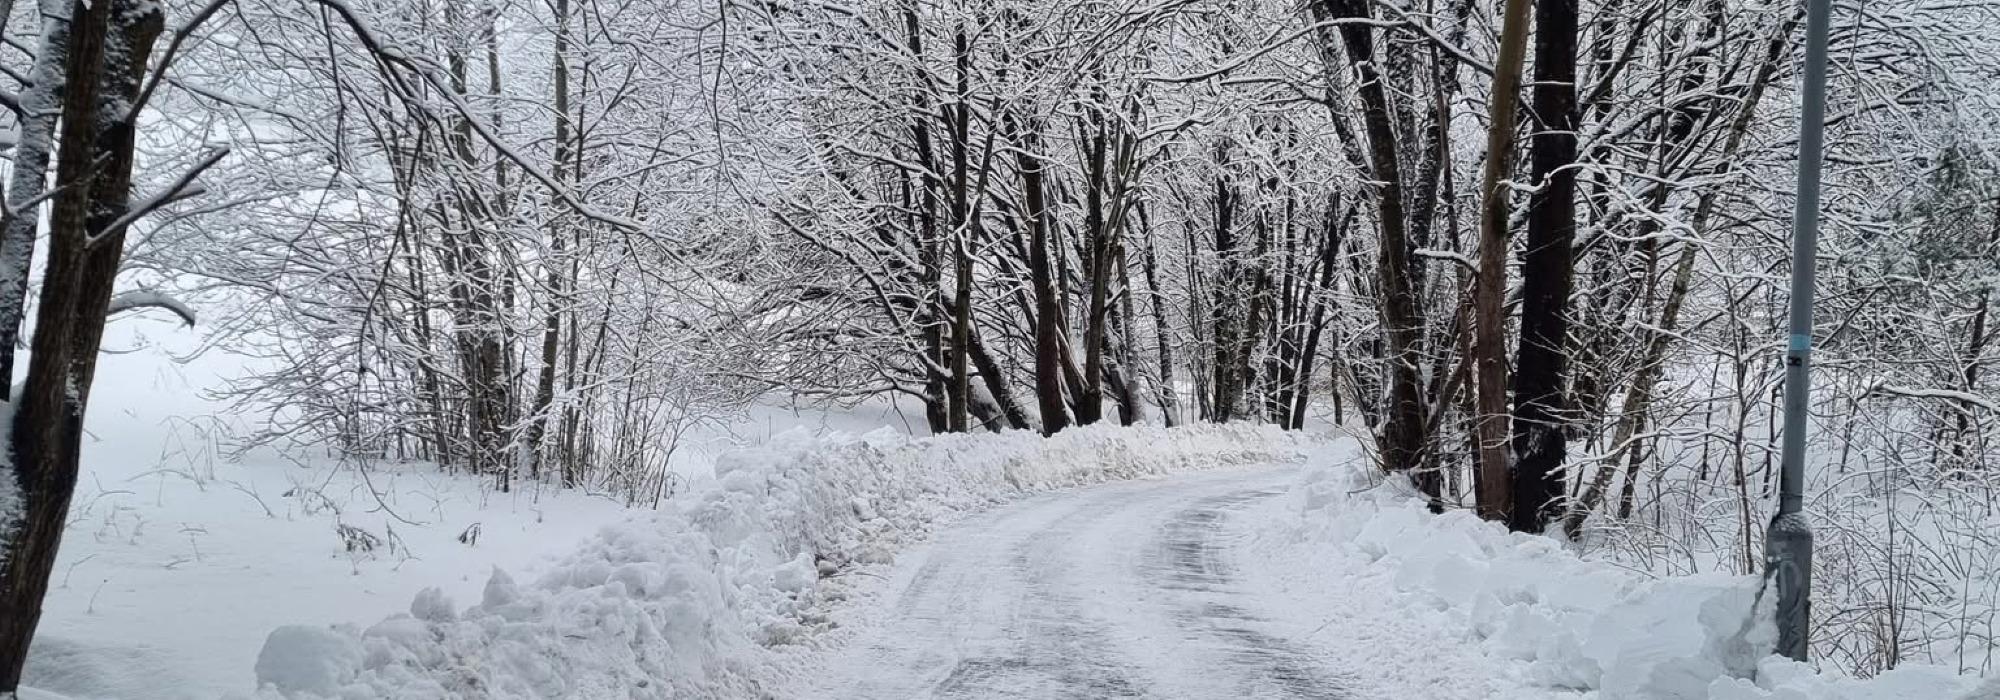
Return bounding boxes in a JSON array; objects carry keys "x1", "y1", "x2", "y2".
[
  {"x1": 1507, "y1": 0, "x2": 1580, "y2": 533},
  {"x1": 1319, "y1": 0, "x2": 1437, "y2": 501},
  {"x1": 1, "y1": 0, "x2": 181, "y2": 689},
  {"x1": 1471, "y1": 0, "x2": 1534, "y2": 520}
]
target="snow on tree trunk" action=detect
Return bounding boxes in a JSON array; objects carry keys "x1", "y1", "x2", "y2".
[{"x1": 0, "y1": 0, "x2": 165, "y2": 690}]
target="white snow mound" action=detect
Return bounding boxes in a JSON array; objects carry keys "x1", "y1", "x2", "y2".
[
  {"x1": 1270, "y1": 445, "x2": 1988, "y2": 700},
  {"x1": 242, "y1": 423, "x2": 1306, "y2": 699}
]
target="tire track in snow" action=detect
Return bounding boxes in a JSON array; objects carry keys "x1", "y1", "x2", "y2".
[
  {"x1": 928, "y1": 483, "x2": 1150, "y2": 698},
  {"x1": 1146, "y1": 488, "x2": 1352, "y2": 698},
  {"x1": 783, "y1": 467, "x2": 1348, "y2": 699}
]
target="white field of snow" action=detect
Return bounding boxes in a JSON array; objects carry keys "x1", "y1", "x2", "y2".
[
  {"x1": 18, "y1": 319, "x2": 640, "y2": 699},
  {"x1": 17, "y1": 317, "x2": 924, "y2": 700},
  {"x1": 235, "y1": 426, "x2": 1997, "y2": 700}
]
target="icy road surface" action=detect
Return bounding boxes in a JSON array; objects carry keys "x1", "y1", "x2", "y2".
[{"x1": 785, "y1": 465, "x2": 1351, "y2": 699}]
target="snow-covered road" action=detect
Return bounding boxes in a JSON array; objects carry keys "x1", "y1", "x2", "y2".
[{"x1": 784, "y1": 465, "x2": 1352, "y2": 699}]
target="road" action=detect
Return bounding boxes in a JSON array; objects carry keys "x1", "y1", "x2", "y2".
[{"x1": 784, "y1": 465, "x2": 1351, "y2": 699}]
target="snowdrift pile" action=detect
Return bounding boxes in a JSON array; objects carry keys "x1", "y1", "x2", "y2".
[
  {"x1": 243, "y1": 423, "x2": 1306, "y2": 699},
  {"x1": 1268, "y1": 445, "x2": 1990, "y2": 700}
]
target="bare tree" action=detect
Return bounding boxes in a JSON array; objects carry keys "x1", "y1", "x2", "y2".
[{"x1": 1, "y1": 0, "x2": 176, "y2": 689}]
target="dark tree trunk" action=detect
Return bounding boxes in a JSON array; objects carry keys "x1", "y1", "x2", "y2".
[
  {"x1": 1953, "y1": 195, "x2": 2000, "y2": 466},
  {"x1": 900, "y1": 9, "x2": 950, "y2": 435},
  {"x1": 440, "y1": 0, "x2": 513, "y2": 490},
  {"x1": 946, "y1": 24, "x2": 975, "y2": 433},
  {"x1": 965, "y1": 323, "x2": 1032, "y2": 431},
  {"x1": 1508, "y1": 0, "x2": 1580, "y2": 533},
  {"x1": 1323, "y1": 0, "x2": 1435, "y2": 501},
  {"x1": 1470, "y1": 0, "x2": 1532, "y2": 521},
  {"x1": 525, "y1": 0, "x2": 574, "y2": 482},
  {"x1": 1290, "y1": 197, "x2": 1347, "y2": 430},
  {"x1": 0, "y1": 9, "x2": 71, "y2": 395},
  {"x1": 1017, "y1": 118, "x2": 1070, "y2": 436},
  {"x1": 1139, "y1": 204, "x2": 1181, "y2": 426},
  {"x1": 1208, "y1": 145, "x2": 1244, "y2": 422},
  {"x1": 1077, "y1": 98, "x2": 1113, "y2": 426},
  {"x1": 0, "y1": 0, "x2": 164, "y2": 689}
]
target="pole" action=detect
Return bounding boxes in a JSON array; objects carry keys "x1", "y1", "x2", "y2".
[{"x1": 1767, "y1": 0, "x2": 1831, "y2": 663}]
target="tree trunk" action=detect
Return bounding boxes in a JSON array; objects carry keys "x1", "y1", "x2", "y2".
[
  {"x1": 0, "y1": 0, "x2": 164, "y2": 689},
  {"x1": 1507, "y1": 0, "x2": 1579, "y2": 533},
  {"x1": 1140, "y1": 204, "x2": 1181, "y2": 426},
  {"x1": 524, "y1": 0, "x2": 574, "y2": 483},
  {"x1": 899, "y1": 8, "x2": 950, "y2": 435},
  {"x1": 1113, "y1": 242, "x2": 1144, "y2": 426},
  {"x1": 1208, "y1": 144, "x2": 1244, "y2": 422},
  {"x1": 1322, "y1": 0, "x2": 1434, "y2": 500},
  {"x1": 0, "y1": 5, "x2": 73, "y2": 396},
  {"x1": 1951, "y1": 193, "x2": 2000, "y2": 467},
  {"x1": 965, "y1": 327, "x2": 1031, "y2": 431},
  {"x1": 946, "y1": 24, "x2": 975, "y2": 433},
  {"x1": 1471, "y1": 0, "x2": 1533, "y2": 520},
  {"x1": 1291, "y1": 197, "x2": 1347, "y2": 430},
  {"x1": 1016, "y1": 116, "x2": 1070, "y2": 435},
  {"x1": 442, "y1": 0, "x2": 512, "y2": 490}
]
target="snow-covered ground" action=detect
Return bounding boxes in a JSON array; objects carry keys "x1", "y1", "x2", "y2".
[
  {"x1": 18, "y1": 320, "x2": 922, "y2": 700},
  {"x1": 19, "y1": 318, "x2": 1998, "y2": 699},
  {"x1": 20, "y1": 322, "x2": 639, "y2": 699},
  {"x1": 1242, "y1": 441, "x2": 1998, "y2": 700},
  {"x1": 775, "y1": 464, "x2": 1374, "y2": 698},
  {"x1": 237, "y1": 423, "x2": 1309, "y2": 698},
  {"x1": 234, "y1": 427, "x2": 1996, "y2": 700}
]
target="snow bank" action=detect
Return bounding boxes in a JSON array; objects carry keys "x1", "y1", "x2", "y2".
[
  {"x1": 1270, "y1": 446, "x2": 1988, "y2": 700},
  {"x1": 243, "y1": 423, "x2": 1305, "y2": 699}
]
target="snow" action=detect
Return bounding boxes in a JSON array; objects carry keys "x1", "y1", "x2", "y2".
[
  {"x1": 16, "y1": 316, "x2": 1990, "y2": 700},
  {"x1": 1240, "y1": 440, "x2": 1990, "y2": 700},
  {"x1": 15, "y1": 315, "x2": 936, "y2": 700},
  {"x1": 253, "y1": 626, "x2": 364, "y2": 697},
  {"x1": 778, "y1": 464, "x2": 1343, "y2": 698},
  {"x1": 237, "y1": 423, "x2": 1308, "y2": 699},
  {"x1": 1869, "y1": 383, "x2": 2000, "y2": 413},
  {"x1": 17, "y1": 322, "x2": 638, "y2": 700},
  {"x1": 1709, "y1": 657, "x2": 1993, "y2": 700}
]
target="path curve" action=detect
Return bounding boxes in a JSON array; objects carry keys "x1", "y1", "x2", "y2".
[{"x1": 783, "y1": 465, "x2": 1351, "y2": 699}]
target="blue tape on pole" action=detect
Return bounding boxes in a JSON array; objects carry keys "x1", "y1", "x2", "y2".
[{"x1": 1789, "y1": 333, "x2": 1811, "y2": 353}]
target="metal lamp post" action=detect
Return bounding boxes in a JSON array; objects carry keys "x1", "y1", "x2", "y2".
[{"x1": 1767, "y1": 0, "x2": 1832, "y2": 663}]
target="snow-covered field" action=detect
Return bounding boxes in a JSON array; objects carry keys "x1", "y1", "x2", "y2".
[
  {"x1": 18, "y1": 321, "x2": 1999, "y2": 700},
  {"x1": 238, "y1": 423, "x2": 1309, "y2": 698},
  {"x1": 20, "y1": 322, "x2": 923, "y2": 700},
  {"x1": 21, "y1": 325, "x2": 639, "y2": 699}
]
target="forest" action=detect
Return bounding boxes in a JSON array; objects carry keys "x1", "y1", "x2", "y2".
[{"x1": 0, "y1": 0, "x2": 1996, "y2": 695}]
